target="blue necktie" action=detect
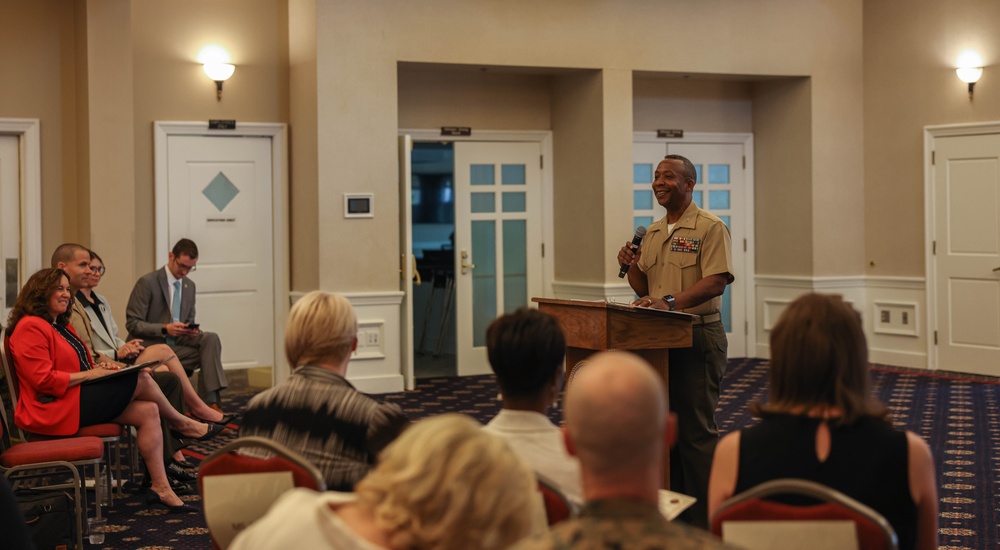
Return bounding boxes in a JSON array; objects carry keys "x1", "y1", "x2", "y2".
[{"x1": 167, "y1": 280, "x2": 181, "y2": 345}]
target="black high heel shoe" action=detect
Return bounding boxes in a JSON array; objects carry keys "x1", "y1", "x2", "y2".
[
  {"x1": 145, "y1": 489, "x2": 200, "y2": 514},
  {"x1": 170, "y1": 422, "x2": 225, "y2": 442},
  {"x1": 190, "y1": 412, "x2": 238, "y2": 426}
]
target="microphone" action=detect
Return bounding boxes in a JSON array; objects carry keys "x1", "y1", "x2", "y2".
[{"x1": 618, "y1": 225, "x2": 647, "y2": 278}]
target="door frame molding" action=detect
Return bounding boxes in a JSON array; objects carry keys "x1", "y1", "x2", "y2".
[
  {"x1": 0, "y1": 118, "x2": 43, "y2": 280},
  {"x1": 400, "y1": 129, "x2": 555, "y2": 298},
  {"x1": 924, "y1": 121, "x2": 1000, "y2": 370},
  {"x1": 153, "y1": 121, "x2": 290, "y2": 382},
  {"x1": 633, "y1": 131, "x2": 756, "y2": 356}
]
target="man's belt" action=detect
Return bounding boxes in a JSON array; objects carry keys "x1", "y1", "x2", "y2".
[{"x1": 689, "y1": 312, "x2": 722, "y2": 326}]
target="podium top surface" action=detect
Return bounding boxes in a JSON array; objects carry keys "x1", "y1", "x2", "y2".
[{"x1": 532, "y1": 297, "x2": 693, "y2": 350}]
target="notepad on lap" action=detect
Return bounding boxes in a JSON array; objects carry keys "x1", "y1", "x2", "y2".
[{"x1": 81, "y1": 359, "x2": 161, "y2": 384}]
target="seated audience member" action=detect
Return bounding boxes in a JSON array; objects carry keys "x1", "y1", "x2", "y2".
[
  {"x1": 6, "y1": 268, "x2": 221, "y2": 512},
  {"x1": 239, "y1": 290, "x2": 408, "y2": 490},
  {"x1": 514, "y1": 352, "x2": 736, "y2": 550},
  {"x1": 708, "y1": 293, "x2": 938, "y2": 550},
  {"x1": 125, "y1": 238, "x2": 227, "y2": 407},
  {"x1": 483, "y1": 307, "x2": 582, "y2": 506},
  {"x1": 230, "y1": 414, "x2": 538, "y2": 550},
  {"x1": 53, "y1": 242, "x2": 219, "y2": 483},
  {"x1": 73, "y1": 249, "x2": 233, "y2": 425}
]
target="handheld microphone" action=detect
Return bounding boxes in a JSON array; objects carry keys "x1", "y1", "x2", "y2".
[{"x1": 618, "y1": 226, "x2": 647, "y2": 278}]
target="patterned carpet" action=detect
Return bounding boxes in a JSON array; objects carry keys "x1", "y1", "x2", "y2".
[{"x1": 90, "y1": 358, "x2": 997, "y2": 549}]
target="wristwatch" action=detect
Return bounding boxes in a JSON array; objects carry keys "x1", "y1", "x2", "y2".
[
  {"x1": 161, "y1": 326, "x2": 168, "y2": 336},
  {"x1": 662, "y1": 295, "x2": 676, "y2": 311}
]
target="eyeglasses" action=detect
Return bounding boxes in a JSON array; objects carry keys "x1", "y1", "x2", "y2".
[
  {"x1": 174, "y1": 260, "x2": 197, "y2": 272},
  {"x1": 89, "y1": 265, "x2": 106, "y2": 275}
]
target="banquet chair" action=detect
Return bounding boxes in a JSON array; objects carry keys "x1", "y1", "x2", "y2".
[
  {"x1": 2, "y1": 326, "x2": 127, "y2": 503},
  {"x1": 537, "y1": 475, "x2": 576, "y2": 526},
  {"x1": 0, "y1": 396, "x2": 105, "y2": 550},
  {"x1": 710, "y1": 478, "x2": 899, "y2": 550},
  {"x1": 198, "y1": 436, "x2": 326, "y2": 549}
]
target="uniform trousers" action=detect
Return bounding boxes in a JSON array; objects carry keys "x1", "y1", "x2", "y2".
[{"x1": 668, "y1": 319, "x2": 727, "y2": 529}]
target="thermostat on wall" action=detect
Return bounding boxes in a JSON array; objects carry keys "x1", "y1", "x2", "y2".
[{"x1": 344, "y1": 193, "x2": 374, "y2": 218}]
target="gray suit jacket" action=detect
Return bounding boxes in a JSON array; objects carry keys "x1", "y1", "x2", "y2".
[{"x1": 125, "y1": 267, "x2": 197, "y2": 343}]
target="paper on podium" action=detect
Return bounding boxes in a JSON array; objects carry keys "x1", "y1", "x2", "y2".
[
  {"x1": 202, "y1": 471, "x2": 294, "y2": 548},
  {"x1": 658, "y1": 489, "x2": 696, "y2": 521}
]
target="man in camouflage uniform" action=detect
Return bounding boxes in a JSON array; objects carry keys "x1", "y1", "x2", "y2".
[{"x1": 513, "y1": 351, "x2": 736, "y2": 550}]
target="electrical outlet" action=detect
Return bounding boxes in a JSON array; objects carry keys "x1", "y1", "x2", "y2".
[
  {"x1": 881, "y1": 310, "x2": 890, "y2": 323},
  {"x1": 366, "y1": 331, "x2": 380, "y2": 346},
  {"x1": 902, "y1": 311, "x2": 908, "y2": 325}
]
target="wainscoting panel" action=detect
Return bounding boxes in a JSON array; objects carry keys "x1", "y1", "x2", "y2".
[
  {"x1": 290, "y1": 290, "x2": 405, "y2": 393},
  {"x1": 754, "y1": 276, "x2": 927, "y2": 369}
]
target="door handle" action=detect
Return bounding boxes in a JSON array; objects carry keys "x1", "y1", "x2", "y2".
[
  {"x1": 461, "y1": 250, "x2": 476, "y2": 274},
  {"x1": 994, "y1": 266, "x2": 1000, "y2": 273}
]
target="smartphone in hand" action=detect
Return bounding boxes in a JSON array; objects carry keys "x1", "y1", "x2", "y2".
[{"x1": 186, "y1": 323, "x2": 200, "y2": 330}]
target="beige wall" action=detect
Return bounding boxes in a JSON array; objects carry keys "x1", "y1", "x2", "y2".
[
  {"x1": 16, "y1": 0, "x2": 979, "y2": 303},
  {"x1": 0, "y1": 0, "x2": 78, "y2": 253},
  {"x1": 551, "y1": 71, "x2": 608, "y2": 281},
  {"x1": 633, "y1": 77, "x2": 753, "y2": 134},
  {"x1": 864, "y1": 0, "x2": 1000, "y2": 276},
  {"x1": 752, "y1": 78, "x2": 814, "y2": 276},
  {"x1": 131, "y1": 0, "x2": 290, "y2": 276},
  {"x1": 398, "y1": 66, "x2": 553, "y2": 131},
  {"x1": 315, "y1": 0, "x2": 865, "y2": 289},
  {"x1": 288, "y1": 0, "x2": 319, "y2": 291}
]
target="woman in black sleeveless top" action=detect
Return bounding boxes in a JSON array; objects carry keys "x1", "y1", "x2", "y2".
[{"x1": 707, "y1": 293, "x2": 937, "y2": 550}]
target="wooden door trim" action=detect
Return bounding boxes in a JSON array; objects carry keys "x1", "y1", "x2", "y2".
[{"x1": 153, "y1": 121, "x2": 289, "y2": 383}]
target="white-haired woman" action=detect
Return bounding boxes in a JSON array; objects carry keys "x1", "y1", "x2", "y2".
[
  {"x1": 231, "y1": 414, "x2": 539, "y2": 550},
  {"x1": 238, "y1": 290, "x2": 408, "y2": 490}
]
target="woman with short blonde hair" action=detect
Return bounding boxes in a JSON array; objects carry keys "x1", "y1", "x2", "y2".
[
  {"x1": 284, "y1": 290, "x2": 358, "y2": 368},
  {"x1": 231, "y1": 414, "x2": 538, "y2": 550},
  {"x1": 239, "y1": 290, "x2": 407, "y2": 491}
]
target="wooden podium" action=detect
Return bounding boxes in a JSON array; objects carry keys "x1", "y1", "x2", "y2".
[{"x1": 532, "y1": 297, "x2": 694, "y2": 489}]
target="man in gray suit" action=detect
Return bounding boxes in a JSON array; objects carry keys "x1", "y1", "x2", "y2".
[{"x1": 126, "y1": 238, "x2": 228, "y2": 407}]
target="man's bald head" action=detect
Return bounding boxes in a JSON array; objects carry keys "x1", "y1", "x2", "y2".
[{"x1": 564, "y1": 351, "x2": 668, "y2": 476}]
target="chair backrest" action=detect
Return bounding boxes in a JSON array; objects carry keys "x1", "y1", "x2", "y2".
[
  {"x1": 198, "y1": 436, "x2": 326, "y2": 549},
  {"x1": 1, "y1": 326, "x2": 28, "y2": 442},
  {"x1": 537, "y1": 475, "x2": 575, "y2": 526},
  {"x1": 711, "y1": 478, "x2": 899, "y2": 550}
]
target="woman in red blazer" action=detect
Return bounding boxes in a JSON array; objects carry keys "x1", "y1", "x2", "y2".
[{"x1": 6, "y1": 268, "x2": 221, "y2": 512}]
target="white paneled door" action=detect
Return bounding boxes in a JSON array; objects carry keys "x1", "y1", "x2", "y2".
[
  {"x1": 453, "y1": 142, "x2": 543, "y2": 375},
  {"x1": 633, "y1": 136, "x2": 753, "y2": 356},
  {"x1": 932, "y1": 133, "x2": 1000, "y2": 376},
  {"x1": 165, "y1": 135, "x2": 274, "y2": 370},
  {"x1": 0, "y1": 135, "x2": 18, "y2": 322}
]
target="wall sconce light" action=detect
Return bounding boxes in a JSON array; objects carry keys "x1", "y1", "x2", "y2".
[
  {"x1": 956, "y1": 51, "x2": 983, "y2": 100},
  {"x1": 203, "y1": 62, "x2": 235, "y2": 101}
]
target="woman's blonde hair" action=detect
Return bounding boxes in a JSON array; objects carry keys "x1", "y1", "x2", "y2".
[
  {"x1": 284, "y1": 291, "x2": 357, "y2": 368},
  {"x1": 355, "y1": 414, "x2": 537, "y2": 550}
]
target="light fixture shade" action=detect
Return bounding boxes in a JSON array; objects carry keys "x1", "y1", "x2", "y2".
[
  {"x1": 956, "y1": 67, "x2": 983, "y2": 84},
  {"x1": 203, "y1": 62, "x2": 235, "y2": 82}
]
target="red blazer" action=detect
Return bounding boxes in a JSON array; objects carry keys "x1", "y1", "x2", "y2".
[{"x1": 9, "y1": 315, "x2": 95, "y2": 436}]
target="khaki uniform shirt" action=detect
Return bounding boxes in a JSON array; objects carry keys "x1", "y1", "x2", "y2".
[{"x1": 636, "y1": 201, "x2": 734, "y2": 316}]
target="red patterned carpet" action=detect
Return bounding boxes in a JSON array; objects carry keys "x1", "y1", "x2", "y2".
[{"x1": 90, "y1": 358, "x2": 996, "y2": 549}]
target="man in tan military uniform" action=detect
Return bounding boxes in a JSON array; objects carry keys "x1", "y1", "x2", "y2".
[
  {"x1": 511, "y1": 352, "x2": 737, "y2": 550},
  {"x1": 617, "y1": 155, "x2": 734, "y2": 529}
]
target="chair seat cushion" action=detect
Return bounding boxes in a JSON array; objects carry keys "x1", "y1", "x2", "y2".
[
  {"x1": 1, "y1": 436, "x2": 105, "y2": 467},
  {"x1": 27, "y1": 423, "x2": 123, "y2": 441}
]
